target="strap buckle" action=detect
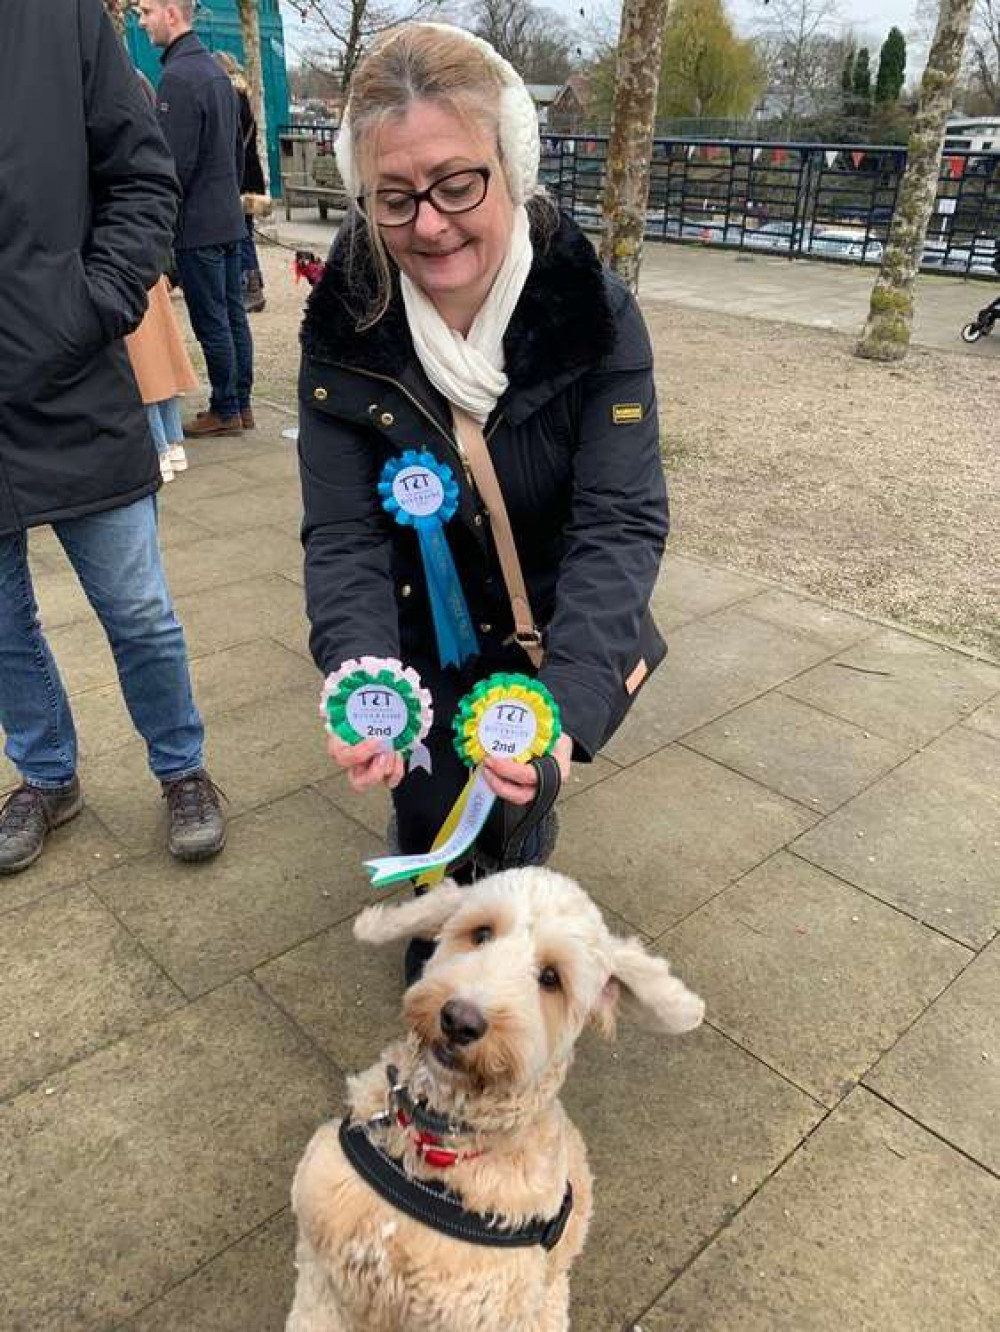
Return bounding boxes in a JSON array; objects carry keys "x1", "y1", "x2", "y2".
[{"x1": 513, "y1": 627, "x2": 544, "y2": 649}]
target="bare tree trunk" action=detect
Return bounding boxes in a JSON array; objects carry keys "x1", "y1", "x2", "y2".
[
  {"x1": 599, "y1": 0, "x2": 670, "y2": 290},
  {"x1": 103, "y1": 0, "x2": 129, "y2": 38},
  {"x1": 238, "y1": 0, "x2": 271, "y2": 190},
  {"x1": 856, "y1": 0, "x2": 976, "y2": 361}
]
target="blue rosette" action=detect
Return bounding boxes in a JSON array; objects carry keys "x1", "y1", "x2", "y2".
[{"x1": 378, "y1": 451, "x2": 478, "y2": 669}]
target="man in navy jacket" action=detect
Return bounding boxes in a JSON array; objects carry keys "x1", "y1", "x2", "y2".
[{"x1": 139, "y1": 0, "x2": 255, "y2": 436}]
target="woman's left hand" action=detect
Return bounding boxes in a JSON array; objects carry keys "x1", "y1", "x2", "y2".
[{"x1": 482, "y1": 733, "x2": 573, "y2": 806}]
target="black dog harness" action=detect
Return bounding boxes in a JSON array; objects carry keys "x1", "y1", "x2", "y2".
[{"x1": 338, "y1": 1117, "x2": 574, "y2": 1251}]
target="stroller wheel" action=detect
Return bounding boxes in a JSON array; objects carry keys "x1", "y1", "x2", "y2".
[{"x1": 961, "y1": 322, "x2": 983, "y2": 343}]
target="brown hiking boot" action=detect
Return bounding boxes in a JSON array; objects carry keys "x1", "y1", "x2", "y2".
[
  {"x1": 162, "y1": 770, "x2": 226, "y2": 862},
  {"x1": 240, "y1": 407, "x2": 255, "y2": 430},
  {"x1": 0, "y1": 778, "x2": 83, "y2": 875},
  {"x1": 183, "y1": 411, "x2": 243, "y2": 438}
]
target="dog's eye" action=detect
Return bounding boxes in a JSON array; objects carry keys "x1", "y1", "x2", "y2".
[
  {"x1": 471, "y1": 925, "x2": 492, "y2": 946},
  {"x1": 538, "y1": 966, "x2": 561, "y2": 992}
]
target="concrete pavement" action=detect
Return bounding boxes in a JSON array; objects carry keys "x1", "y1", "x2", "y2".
[{"x1": 2, "y1": 402, "x2": 998, "y2": 1329}]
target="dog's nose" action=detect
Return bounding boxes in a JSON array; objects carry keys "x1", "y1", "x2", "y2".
[{"x1": 440, "y1": 999, "x2": 487, "y2": 1046}]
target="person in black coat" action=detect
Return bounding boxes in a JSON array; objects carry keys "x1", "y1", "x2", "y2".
[
  {"x1": 215, "y1": 51, "x2": 267, "y2": 314},
  {"x1": 0, "y1": 0, "x2": 226, "y2": 873},
  {"x1": 140, "y1": 0, "x2": 255, "y2": 435},
  {"x1": 298, "y1": 25, "x2": 668, "y2": 974}
]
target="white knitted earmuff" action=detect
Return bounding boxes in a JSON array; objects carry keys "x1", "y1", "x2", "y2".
[{"x1": 334, "y1": 23, "x2": 540, "y2": 206}]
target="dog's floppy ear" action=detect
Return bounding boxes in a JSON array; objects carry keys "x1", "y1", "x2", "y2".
[
  {"x1": 591, "y1": 936, "x2": 704, "y2": 1039},
  {"x1": 354, "y1": 881, "x2": 466, "y2": 946}
]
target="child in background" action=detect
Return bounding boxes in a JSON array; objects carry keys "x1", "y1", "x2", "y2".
[{"x1": 125, "y1": 274, "x2": 200, "y2": 482}]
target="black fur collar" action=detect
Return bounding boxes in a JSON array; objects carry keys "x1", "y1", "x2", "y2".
[{"x1": 300, "y1": 207, "x2": 616, "y2": 393}]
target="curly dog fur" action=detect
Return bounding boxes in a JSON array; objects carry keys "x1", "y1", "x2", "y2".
[{"x1": 287, "y1": 868, "x2": 704, "y2": 1332}]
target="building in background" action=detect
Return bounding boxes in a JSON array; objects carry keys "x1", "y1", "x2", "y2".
[{"x1": 125, "y1": 0, "x2": 290, "y2": 192}]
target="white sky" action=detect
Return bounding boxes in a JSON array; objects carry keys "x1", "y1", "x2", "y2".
[{"x1": 282, "y1": 0, "x2": 930, "y2": 74}]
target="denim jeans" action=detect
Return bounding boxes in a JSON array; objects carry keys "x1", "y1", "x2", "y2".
[
  {"x1": 176, "y1": 242, "x2": 253, "y2": 420},
  {"x1": 146, "y1": 399, "x2": 184, "y2": 457},
  {"x1": 240, "y1": 216, "x2": 261, "y2": 276},
  {"x1": 0, "y1": 497, "x2": 204, "y2": 788}
]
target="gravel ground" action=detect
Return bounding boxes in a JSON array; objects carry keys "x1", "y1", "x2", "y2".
[{"x1": 230, "y1": 239, "x2": 999, "y2": 660}]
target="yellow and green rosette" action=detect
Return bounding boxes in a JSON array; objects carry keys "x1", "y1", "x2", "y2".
[{"x1": 453, "y1": 674, "x2": 561, "y2": 767}]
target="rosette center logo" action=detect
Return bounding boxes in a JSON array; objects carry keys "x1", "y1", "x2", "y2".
[
  {"x1": 345, "y1": 686, "x2": 410, "y2": 741},
  {"x1": 391, "y1": 465, "x2": 445, "y2": 519},
  {"x1": 478, "y1": 700, "x2": 538, "y2": 757}
]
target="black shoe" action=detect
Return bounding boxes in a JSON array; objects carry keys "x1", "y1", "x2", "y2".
[
  {"x1": 162, "y1": 770, "x2": 226, "y2": 862},
  {"x1": 0, "y1": 778, "x2": 83, "y2": 875}
]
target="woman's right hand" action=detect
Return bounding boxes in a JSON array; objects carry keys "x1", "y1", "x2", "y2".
[{"x1": 328, "y1": 735, "x2": 405, "y2": 791}]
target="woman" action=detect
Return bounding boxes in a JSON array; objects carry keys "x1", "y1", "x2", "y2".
[
  {"x1": 214, "y1": 51, "x2": 268, "y2": 313},
  {"x1": 125, "y1": 275, "x2": 200, "y2": 482},
  {"x1": 298, "y1": 23, "x2": 668, "y2": 974}
]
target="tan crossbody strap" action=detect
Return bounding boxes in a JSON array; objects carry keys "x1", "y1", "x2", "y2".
[{"x1": 451, "y1": 406, "x2": 544, "y2": 669}]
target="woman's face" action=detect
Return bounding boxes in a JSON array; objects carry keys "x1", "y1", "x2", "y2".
[{"x1": 371, "y1": 100, "x2": 514, "y2": 319}]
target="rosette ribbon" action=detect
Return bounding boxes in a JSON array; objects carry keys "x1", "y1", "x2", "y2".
[
  {"x1": 322, "y1": 657, "x2": 434, "y2": 775},
  {"x1": 363, "y1": 673, "x2": 561, "y2": 889},
  {"x1": 379, "y1": 451, "x2": 478, "y2": 670}
]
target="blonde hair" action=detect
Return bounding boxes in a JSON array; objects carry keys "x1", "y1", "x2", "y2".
[
  {"x1": 214, "y1": 49, "x2": 248, "y2": 92},
  {"x1": 343, "y1": 24, "x2": 550, "y2": 328}
]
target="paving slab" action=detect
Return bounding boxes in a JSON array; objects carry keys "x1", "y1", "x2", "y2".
[
  {"x1": 663, "y1": 852, "x2": 970, "y2": 1105},
  {"x1": 159, "y1": 526, "x2": 303, "y2": 599},
  {"x1": 70, "y1": 638, "x2": 318, "y2": 760},
  {"x1": 31, "y1": 565, "x2": 95, "y2": 630},
  {"x1": 125, "y1": 1210, "x2": 296, "y2": 1332},
  {"x1": 255, "y1": 912, "x2": 407, "y2": 1075},
  {"x1": 603, "y1": 608, "x2": 840, "y2": 766},
  {"x1": 638, "y1": 1089, "x2": 1000, "y2": 1332},
  {"x1": 564, "y1": 1020, "x2": 824, "y2": 1331},
  {"x1": 866, "y1": 938, "x2": 1000, "y2": 1176},
  {"x1": 793, "y1": 724, "x2": 1000, "y2": 948},
  {"x1": 0, "y1": 885, "x2": 182, "y2": 1100},
  {"x1": 171, "y1": 573, "x2": 311, "y2": 662},
  {"x1": 94, "y1": 789, "x2": 378, "y2": 997},
  {"x1": 78, "y1": 683, "x2": 332, "y2": 854},
  {"x1": 735, "y1": 587, "x2": 877, "y2": 651},
  {"x1": 0, "y1": 807, "x2": 128, "y2": 917},
  {"x1": 651, "y1": 553, "x2": 762, "y2": 630},
  {"x1": 155, "y1": 460, "x2": 252, "y2": 505},
  {"x1": 682, "y1": 690, "x2": 912, "y2": 814},
  {"x1": 781, "y1": 628, "x2": 1000, "y2": 747},
  {"x1": 44, "y1": 617, "x2": 119, "y2": 695},
  {"x1": 964, "y1": 693, "x2": 1000, "y2": 741},
  {"x1": 0, "y1": 979, "x2": 334, "y2": 1331},
  {"x1": 179, "y1": 480, "x2": 303, "y2": 537},
  {"x1": 554, "y1": 744, "x2": 817, "y2": 937}
]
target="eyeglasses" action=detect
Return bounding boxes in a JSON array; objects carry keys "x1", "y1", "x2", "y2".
[{"x1": 362, "y1": 167, "x2": 491, "y2": 228}]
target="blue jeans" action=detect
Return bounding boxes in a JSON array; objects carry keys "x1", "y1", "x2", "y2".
[
  {"x1": 176, "y1": 242, "x2": 253, "y2": 420},
  {"x1": 0, "y1": 497, "x2": 204, "y2": 788},
  {"x1": 146, "y1": 399, "x2": 184, "y2": 457},
  {"x1": 241, "y1": 216, "x2": 261, "y2": 276}
]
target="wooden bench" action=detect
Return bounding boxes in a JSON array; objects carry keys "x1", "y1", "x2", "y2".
[{"x1": 282, "y1": 182, "x2": 348, "y2": 221}]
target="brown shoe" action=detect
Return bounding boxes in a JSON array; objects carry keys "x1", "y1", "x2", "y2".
[
  {"x1": 183, "y1": 411, "x2": 243, "y2": 438},
  {"x1": 241, "y1": 407, "x2": 255, "y2": 430}
]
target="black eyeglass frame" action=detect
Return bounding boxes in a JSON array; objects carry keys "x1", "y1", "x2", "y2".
[{"x1": 359, "y1": 166, "x2": 492, "y2": 227}]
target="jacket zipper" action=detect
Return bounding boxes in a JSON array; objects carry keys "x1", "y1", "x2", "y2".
[{"x1": 331, "y1": 363, "x2": 478, "y2": 488}]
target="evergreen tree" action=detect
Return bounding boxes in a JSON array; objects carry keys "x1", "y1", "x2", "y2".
[
  {"x1": 875, "y1": 26, "x2": 907, "y2": 104},
  {"x1": 841, "y1": 45, "x2": 855, "y2": 109},
  {"x1": 852, "y1": 45, "x2": 872, "y2": 101}
]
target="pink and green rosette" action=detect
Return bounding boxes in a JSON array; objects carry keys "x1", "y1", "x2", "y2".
[{"x1": 321, "y1": 656, "x2": 433, "y2": 772}]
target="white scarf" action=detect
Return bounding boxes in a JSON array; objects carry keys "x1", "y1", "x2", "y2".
[{"x1": 400, "y1": 205, "x2": 533, "y2": 424}]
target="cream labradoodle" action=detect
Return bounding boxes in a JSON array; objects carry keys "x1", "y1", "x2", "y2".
[{"x1": 287, "y1": 867, "x2": 704, "y2": 1332}]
